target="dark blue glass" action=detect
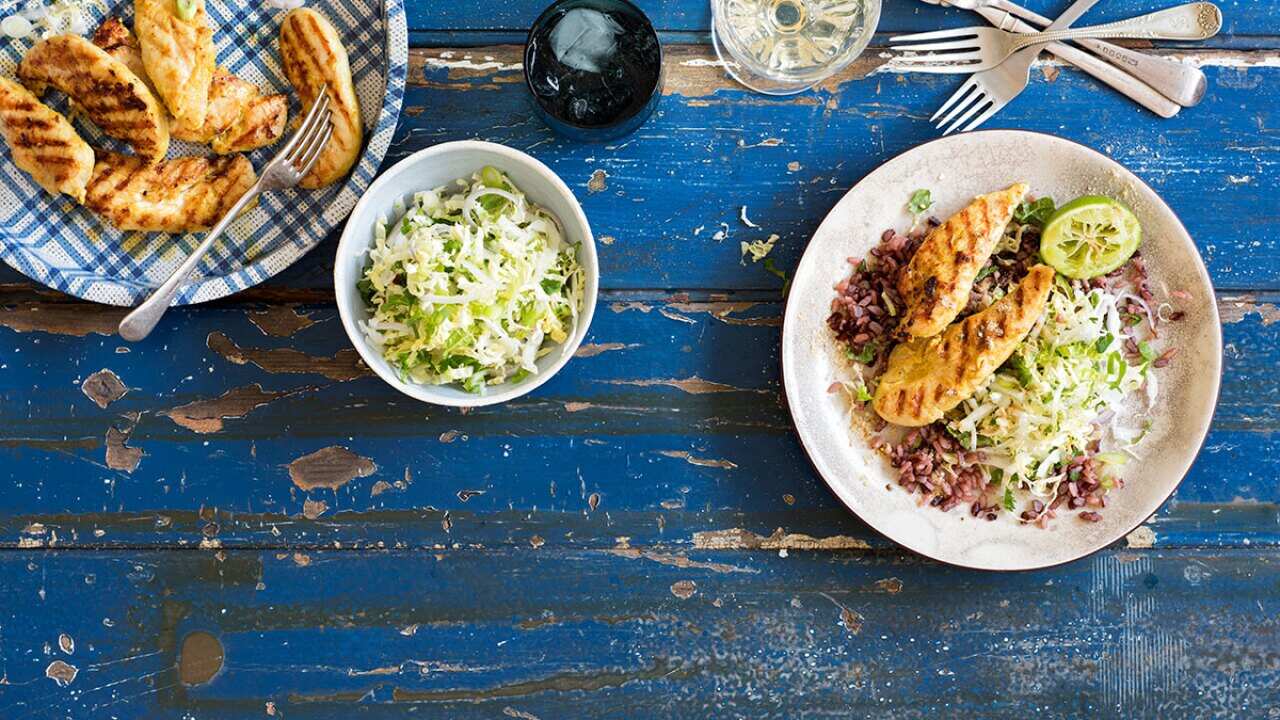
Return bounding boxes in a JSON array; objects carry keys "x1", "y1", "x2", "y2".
[{"x1": 524, "y1": 0, "x2": 663, "y2": 142}]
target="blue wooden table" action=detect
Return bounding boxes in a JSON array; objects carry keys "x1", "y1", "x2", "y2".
[{"x1": 1, "y1": 1, "x2": 1278, "y2": 717}]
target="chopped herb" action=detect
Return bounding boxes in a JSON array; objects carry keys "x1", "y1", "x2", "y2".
[
  {"x1": 907, "y1": 189, "x2": 933, "y2": 216},
  {"x1": 855, "y1": 259, "x2": 869, "y2": 274},
  {"x1": 401, "y1": 217, "x2": 413, "y2": 234},
  {"x1": 1095, "y1": 333, "x2": 1114, "y2": 353},
  {"x1": 1014, "y1": 197, "x2": 1056, "y2": 227},
  {"x1": 975, "y1": 264, "x2": 998, "y2": 282},
  {"x1": 854, "y1": 383, "x2": 873, "y2": 403},
  {"x1": 1121, "y1": 312, "x2": 1143, "y2": 327},
  {"x1": 1005, "y1": 353, "x2": 1034, "y2": 387},
  {"x1": 847, "y1": 342, "x2": 877, "y2": 365},
  {"x1": 1002, "y1": 486, "x2": 1016, "y2": 512},
  {"x1": 1138, "y1": 340, "x2": 1157, "y2": 363}
]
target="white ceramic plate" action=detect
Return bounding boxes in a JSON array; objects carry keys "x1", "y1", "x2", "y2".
[{"x1": 782, "y1": 130, "x2": 1221, "y2": 571}]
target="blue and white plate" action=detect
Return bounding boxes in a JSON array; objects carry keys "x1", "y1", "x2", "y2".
[{"x1": 0, "y1": 0, "x2": 408, "y2": 306}]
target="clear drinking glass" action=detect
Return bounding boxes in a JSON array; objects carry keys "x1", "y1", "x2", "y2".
[{"x1": 711, "y1": 0, "x2": 881, "y2": 95}]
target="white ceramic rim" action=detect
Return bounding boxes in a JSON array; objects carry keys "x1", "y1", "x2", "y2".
[
  {"x1": 781, "y1": 129, "x2": 1223, "y2": 571},
  {"x1": 334, "y1": 140, "x2": 599, "y2": 408}
]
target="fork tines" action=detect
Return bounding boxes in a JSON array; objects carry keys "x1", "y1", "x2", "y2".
[
  {"x1": 890, "y1": 27, "x2": 988, "y2": 72},
  {"x1": 276, "y1": 92, "x2": 333, "y2": 178}
]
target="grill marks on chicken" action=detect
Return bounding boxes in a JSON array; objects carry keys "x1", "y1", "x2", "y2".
[
  {"x1": 17, "y1": 34, "x2": 170, "y2": 162},
  {"x1": 898, "y1": 183, "x2": 1029, "y2": 338},
  {"x1": 873, "y1": 264, "x2": 1055, "y2": 427},
  {"x1": 135, "y1": 0, "x2": 216, "y2": 129},
  {"x1": 279, "y1": 8, "x2": 362, "y2": 189},
  {"x1": 0, "y1": 77, "x2": 95, "y2": 202},
  {"x1": 85, "y1": 150, "x2": 255, "y2": 232}
]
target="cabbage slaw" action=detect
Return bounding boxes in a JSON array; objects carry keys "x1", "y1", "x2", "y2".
[{"x1": 357, "y1": 167, "x2": 583, "y2": 393}]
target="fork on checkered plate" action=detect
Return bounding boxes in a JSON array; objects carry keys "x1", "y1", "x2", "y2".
[
  {"x1": 119, "y1": 93, "x2": 334, "y2": 342},
  {"x1": 892, "y1": 2, "x2": 1222, "y2": 73}
]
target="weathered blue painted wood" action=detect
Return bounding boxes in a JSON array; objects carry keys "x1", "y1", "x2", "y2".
[
  {"x1": 407, "y1": 0, "x2": 1280, "y2": 37},
  {"x1": 0, "y1": 548, "x2": 1275, "y2": 718},
  {"x1": 0, "y1": 293, "x2": 1274, "y2": 550}
]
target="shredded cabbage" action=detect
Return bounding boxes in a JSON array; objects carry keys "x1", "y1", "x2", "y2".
[
  {"x1": 946, "y1": 276, "x2": 1155, "y2": 498},
  {"x1": 357, "y1": 167, "x2": 583, "y2": 393}
]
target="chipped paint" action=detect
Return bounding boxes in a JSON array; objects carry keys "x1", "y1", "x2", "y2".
[
  {"x1": 302, "y1": 498, "x2": 328, "y2": 520},
  {"x1": 874, "y1": 577, "x2": 904, "y2": 594},
  {"x1": 45, "y1": 660, "x2": 77, "y2": 687},
  {"x1": 288, "y1": 446, "x2": 377, "y2": 491},
  {"x1": 247, "y1": 307, "x2": 315, "y2": 337},
  {"x1": 105, "y1": 421, "x2": 142, "y2": 474},
  {"x1": 656, "y1": 450, "x2": 737, "y2": 470},
  {"x1": 587, "y1": 169, "x2": 607, "y2": 193},
  {"x1": 670, "y1": 580, "x2": 697, "y2": 599},
  {"x1": 207, "y1": 332, "x2": 370, "y2": 381},
  {"x1": 503, "y1": 707, "x2": 542, "y2": 720},
  {"x1": 440, "y1": 430, "x2": 461, "y2": 443},
  {"x1": 81, "y1": 369, "x2": 127, "y2": 409},
  {"x1": 668, "y1": 301, "x2": 781, "y2": 326},
  {"x1": 1126, "y1": 526, "x2": 1157, "y2": 549},
  {"x1": 0, "y1": 304, "x2": 124, "y2": 336},
  {"x1": 605, "y1": 376, "x2": 764, "y2": 395},
  {"x1": 57, "y1": 634, "x2": 74, "y2": 654},
  {"x1": 1218, "y1": 295, "x2": 1280, "y2": 325},
  {"x1": 163, "y1": 384, "x2": 292, "y2": 434},
  {"x1": 178, "y1": 632, "x2": 224, "y2": 686},
  {"x1": 693, "y1": 528, "x2": 871, "y2": 551},
  {"x1": 574, "y1": 342, "x2": 639, "y2": 358},
  {"x1": 608, "y1": 544, "x2": 755, "y2": 574}
]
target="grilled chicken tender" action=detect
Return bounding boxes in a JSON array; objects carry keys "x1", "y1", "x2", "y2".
[
  {"x1": 898, "y1": 183, "x2": 1029, "y2": 338},
  {"x1": 0, "y1": 77, "x2": 94, "y2": 202},
  {"x1": 873, "y1": 264, "x2": 1055, "y2": 427},
  {"x1": 93, "y1": 17, "x2": 287, "y2": 153},
  {"x1": 17, "y1": 34, "x2": 169, "y2": 162},
  {"x1": 279, "y1": 8, "x2": 362, "y2": 188},
  {"x1": 135, "y1": 0, "x2": 216, "y2": 129},
  {"x1": 85, "y1": 150, "x2": 255, "y2": 232}
]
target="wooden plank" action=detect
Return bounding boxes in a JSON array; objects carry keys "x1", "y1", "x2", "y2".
[
  {"x1": 0, "y1": 292, "x2": 1275, "y2": 549},
  {"x1": 0, "y1": 547, "x2": 1275, "y2": 717},
  {"x1": 405, "y1": 0, "x2": 1280, "y2": 38}
]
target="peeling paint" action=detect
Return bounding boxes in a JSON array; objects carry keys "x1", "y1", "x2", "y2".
[
  {"x1": 574, "y1": 342, "x2": 639, "y2": 358},
  {"x1": 288, "y1": 446, "x2": 377, "y2": 491},
  {"x1": 45, "y1": 660, "x2": 77, "y2": 687},
  {"x1": 178, "y1": 632, "x2": 224, "y2": 686},
  {"x1": 1126, "y1": 526, "x2": 1157, "y2": 549},
  {"x1": 668, "y1": 301, "x2": 781, "y2": 326},
  {"x1": 670, "y1": 580, "x2": 697, "y2": 599},
  {"x1": 208, "y1": 332, "x2": 370, "y2": 381},
  {"x1": 587, "y1": 169, "x2": 607, "y2": 193},
  {"x1": 0, "y1": 304, "x2": 124, "y2": 336},
  {"x1": 656, "y1": 450, "x2": 737, "y2": 470},
  {"x1": 248, "y1": 307, "x2": 315, "y2": 337},
  {"x1": 693, "y1": 527, "x2": 871, "y2": 551},
  {"x1": 302, "y1": 498, "x2": 328, "y2": 520},
  {"x1": 163, "y1": 384, "x2": 292, "y2": 434},
  {"x1": 105, "y1": 421, "x2": 142, "y2": 474},
  {"x1": 874, "y1": 577, "x2": 904, "y2": 594},
  {"x1": 81, "y1": 369, "x2": 127, "y2": 409},
  {"x1": 608, "y1": 545, "x2": 755, "y2": 574},
  {"x1": 605, "y1": 376, "x2": 764, "y2": 395},
  {"x1": 1218, "y1": 295, "x2": 1280, "y2": 326}
]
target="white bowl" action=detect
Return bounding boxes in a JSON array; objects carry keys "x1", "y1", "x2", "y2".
[{"x1": 334, "y1": 141, "x2": 599, "y2": 407}]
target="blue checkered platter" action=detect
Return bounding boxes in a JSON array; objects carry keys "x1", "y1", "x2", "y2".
[{"x1": 0, "y1": 0, "x2": 407, "y2": 305}]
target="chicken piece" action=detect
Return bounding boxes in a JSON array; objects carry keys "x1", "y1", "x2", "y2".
[
  {"x1": 873, "y1": 264, "x2": 1055, "y2": 427},
  {"x1": 17, "y1": 34, "x2": 169, "y2": 162},
  {"x1": 93, "y1": 17, "x2": 288, "y2": 154},
  {"x1": 279, "y1": 8, "x2": 362, "y2": 189},
  {"x1": 135, "y1": 0, "x2": 216, "y2": 129},
  {"x1": 84, "y1": 150, "x2": 255, "y2": 232},
  {"x1": 0, "y1": 77, "x2": 95, "y2": 202},
  {"x1": 898, "y1": 183, "x2": 1029, "y2": 338}
]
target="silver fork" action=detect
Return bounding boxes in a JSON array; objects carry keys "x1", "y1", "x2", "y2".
[
  {"x1": 921, "y1": 0, "x2": 1208, "y2": 107},
  {"x1": 932, "y1": 0, "x2": 1098, "y2": 135},
  {"x1": 893, "y1": 2, "x2": 1222, "y2": 73},
  {"x1": 118, "y1": 93, "x2": 334, "y2": 342}
]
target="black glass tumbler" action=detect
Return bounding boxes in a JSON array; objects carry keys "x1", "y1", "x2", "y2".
[{"x1": 524, "y1": 0, "x2": 663, "y2": 142}]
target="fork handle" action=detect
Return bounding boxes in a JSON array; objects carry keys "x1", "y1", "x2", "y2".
[
  {"x1": 1009, "y1": 2, "x2": 1222, "y2": 49},
  {"x1": 988, "y1": 0, "x2": 1207, "y2": 106},
  {"x1": 118, "y1": 181, "x2": 265, "y2": 342}
]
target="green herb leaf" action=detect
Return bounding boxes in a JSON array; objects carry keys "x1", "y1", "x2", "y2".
[
  {"x1": 1014, "y1": 197, "x2": 1056, "y2": 227},
  {"x1": 1002, "y1": 487, "x2": 1016, "y2": 512},
  {"x1": 1095, "y1": 333, "x2": 1114, "y2": 353},
  {"x1": 1138, "y1": 340, "x2": 1157, "y2": 363},
  {"x1": 847, "y1": 342, "x2": 877, "y2": 365},
  {"x1": 907, "y1": 189, "x2": 933, "y2": 216},
  {"x1": 975, "y1": 264, "x2": 997, "y2": 282},
  {"x1": 1005, "y1": 353, "x2": 1034, "y2": 387},
  {"x1": 401, "y1": 217, "x2": 413, "y2": 234},
  {"x1": 854, "y1": 384, "x2": 873, "y2": 403}
]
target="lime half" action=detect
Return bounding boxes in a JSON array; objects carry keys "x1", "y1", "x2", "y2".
[{"x1": 1039, "y1": 196, "x2": 1142, "y2": 279}]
